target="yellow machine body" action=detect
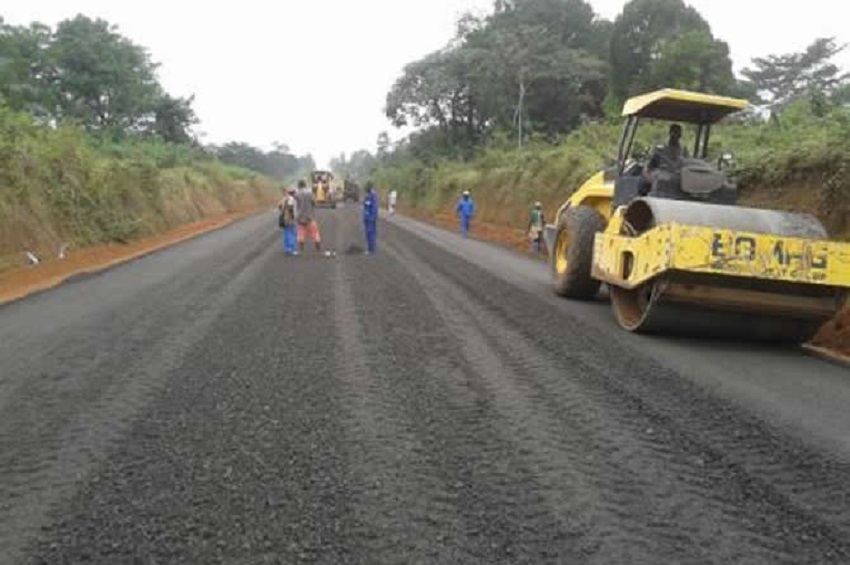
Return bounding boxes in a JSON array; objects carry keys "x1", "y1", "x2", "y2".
[
  {"x1": 311, "y1": 170, "x2": 336, "y2": 208},
  {"x1": 592, "y1": 202, "x2": 850, "y2": 341},
  {"x1": 593, "y1": 222, "x2": 850, "y2": 290},
  {"x1": 545, "y1": 89, "x2": 850, "y2": 343},
  {"x1": 556, "y1": 172, "x2": 615, "y2": 222}
]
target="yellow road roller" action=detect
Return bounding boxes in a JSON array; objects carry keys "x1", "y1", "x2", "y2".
[
  {"x1": 544, "y1": 89, "x2": 850, "y2": 343},
  {"x1": 311, "y1": 170, "x2": 337, "y2": 209}
]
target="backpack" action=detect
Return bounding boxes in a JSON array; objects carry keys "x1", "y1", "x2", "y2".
[{"x1": 278, "y1": 197, "x2": 295, "y2": 228}]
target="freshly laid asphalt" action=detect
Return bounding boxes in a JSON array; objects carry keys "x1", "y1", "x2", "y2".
[{"x1": 2, "y1": 204, "x2": 850, "y2": 564}]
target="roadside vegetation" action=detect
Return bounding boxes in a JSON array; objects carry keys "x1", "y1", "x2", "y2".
[
  {"x1": 0, "y1": 15, "x2": 313, "y2": 269},
  {"x1": 376, "y1": 100, "x2": 850, "y2": 240},
  {"x1": 333, "y1": 0, "x2": 850, "y2": 243}
]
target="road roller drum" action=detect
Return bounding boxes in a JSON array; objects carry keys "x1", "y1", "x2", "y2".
[{"x1": 593, "y1": 198, "x2": 850, "y2": 343}]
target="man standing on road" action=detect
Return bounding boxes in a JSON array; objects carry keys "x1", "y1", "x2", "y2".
[
  {"x1": 363, "y1": 181, "x2": 379, "y2": 254},
  {"x1": 295, "y1": 179, "x2": 322, "y2": 254},
  {"x1": 528, "y1": 201, "x2": 545, "y2": 254},
  {"x1": 456, "y1": 190, "x2": 475, "y2": 238},
  {"x1": 278, "y1": 187, "x2": 298, "y2": 256}
]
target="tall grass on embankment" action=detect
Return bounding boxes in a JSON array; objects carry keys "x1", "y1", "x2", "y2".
[
  {"x1": 0, "y1": 105, "x2": 280, "y2": 271},
  {"x1": 377, "y1": 101, "x2": 850, "y2": 240}
]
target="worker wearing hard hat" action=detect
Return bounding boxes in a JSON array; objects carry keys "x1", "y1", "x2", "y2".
[
  {"x1": 455, "y1": 190, "x2": 475, "y2": 238},
  {"x1": 528, "y1": 201, "x2": 546, "y2": 254}
]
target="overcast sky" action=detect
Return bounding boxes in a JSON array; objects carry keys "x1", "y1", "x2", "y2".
[{"x1": 4, "y1": 0, "x2": 849, "y2": 167}]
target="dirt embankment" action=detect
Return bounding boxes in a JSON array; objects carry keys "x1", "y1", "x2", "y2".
[
  {"x1": 0, "y1": 206, "x2": 272, "y2": 305},
  {"x1": 400, "y1": 207, "x2": 540, "y2": 256}
]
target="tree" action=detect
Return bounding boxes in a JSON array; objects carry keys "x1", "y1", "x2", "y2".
[
  {"x1": 0, "y1": 20, "x2": 57, "y2": 117},
  {"x1": 0, "y1": 14, "x2": 205, "y2": 144},
  {"x1": 609, "y1": 0, "x2": 714, "y2": 104},
  {"x1": 151, "y1": 93, "x2": 197, "y2": 144},
  {"x1": 647, "y1": 30, "x2": 735, "y2": 93},
  {"x1": 385, "y1": 48, "x2": 483, "y2": 155},
  {"x1": 385, "y1": 0, "x2": 609, "y2": 154},
  {"x1": 742, "y1": 37, "x2": 849, "y2": 113},
  {"x1": 49, "y1": 15, "x2": 162, "y2": 134},
  {"x1": 465, "y1": 0, "x2": 608, "y2": 144},
  {"x1": 483, "y1": 24, "x2": 605, "y2": 146},
  {"x1": 832, "y1": 83, "x2": 850, "y2": 106}
]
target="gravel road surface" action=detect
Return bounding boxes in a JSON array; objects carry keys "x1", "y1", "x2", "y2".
[{"x1": 2, "y1": 205, "x2": 850, "y2": 564}]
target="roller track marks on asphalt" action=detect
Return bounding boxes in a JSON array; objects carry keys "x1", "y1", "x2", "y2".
[
  {"x1": 383, "y1": 238, "x2": 772, "y2": 563},
  {"x1": 24, "y1": 221, "x2": 352, "y2": 563},
  {"x1": 1, "y1": 221, "x2": 281, "y2": 563},
  {"x1": 332, "y1": 256, "x2": 471, "y2": 563},
  {"x1": 347, "y1": 245, "x2": 583, "y2": 563},
  {"x1": 386, "y1": 221, "x2": 850, "y2": 564}
]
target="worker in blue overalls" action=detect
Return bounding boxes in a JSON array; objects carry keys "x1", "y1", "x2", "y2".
[
  {"x1": 456, "y1": 190, "x2": 475, "y2": 237},
  {"x1": 363, "y1": 181, "x2": 379, "y2": 254}
]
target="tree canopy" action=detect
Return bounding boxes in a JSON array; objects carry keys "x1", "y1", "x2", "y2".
[
  {"x1": 0, "y1": 14, "x2": 312, "y2": 179},
  {"x1": 386, "y1": 0, "x2": 610, "y2": 154},
  {"x1": 381, "y1": 0, "x2": 847, "y2": 165},
  {"x1": 383, "y1": 0, "x2": 739, "y2": 157},
  {"x1": 742, "y1": 37, "x2": 849, "y2": 112},
  {"x1": 0, "y1": 15, "x2": 198, "y2": 142}
]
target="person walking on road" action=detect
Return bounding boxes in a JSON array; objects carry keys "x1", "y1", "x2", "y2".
[
  {"x1": 363, "y1": 181, "x2": 379, "y2": 254},
  {"x1": 295, "y1": 179, "x2": 322, "y2": 254},
  {"x1": 528, "y1": 201, "x2": 546, "y2": 254},
  {"x1": 456, "y1": 190, "x2": 475, "y2": 238},
  {"x1": 278, "y1": 187, "x2": 298, "y2": 255}
]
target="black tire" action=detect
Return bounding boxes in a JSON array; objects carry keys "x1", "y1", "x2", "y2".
[{"x1": 550, "y1": 205, "x2": 607, "y2": 299}]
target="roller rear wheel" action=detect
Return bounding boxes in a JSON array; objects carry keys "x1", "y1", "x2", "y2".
[{"x1": 550, "y1": 206, "x2": 607, "y2": 299}]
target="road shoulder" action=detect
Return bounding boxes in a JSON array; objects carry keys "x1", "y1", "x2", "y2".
[{"x1": 0, "y1": 207, "x2": 272, "y2": 306}]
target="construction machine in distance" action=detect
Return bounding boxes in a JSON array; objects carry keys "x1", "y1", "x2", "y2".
[
  {"x1": 544, "y1": 88, "x2": 850, "y2": 344},
  {"x1": 311, "y1": 170, "x2": 337, "y2": 209},
  {"x1": 342, "y1": 178, "x2": 360, "y2": 203}
]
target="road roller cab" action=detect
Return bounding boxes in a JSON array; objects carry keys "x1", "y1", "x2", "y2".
[
  {"x1": 547, "y1": 88, "x2": 850, "y2": 344},
  {"x1": 610, "y1": 89, "x2": 745, "y2": 209}
]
